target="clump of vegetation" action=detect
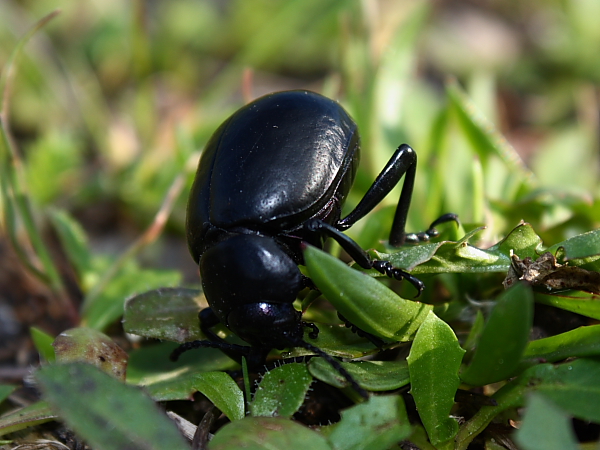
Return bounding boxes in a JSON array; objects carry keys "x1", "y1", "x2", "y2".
[{"x1": 1, "y1": 2, "x2": 600, "y2": 449}]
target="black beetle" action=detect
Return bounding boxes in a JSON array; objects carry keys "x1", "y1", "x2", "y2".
[{"x1": 172, "y1": 90, "x2": 457, "y2": 398}]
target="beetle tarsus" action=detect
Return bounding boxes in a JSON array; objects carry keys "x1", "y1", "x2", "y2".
[
  {"x1": 403, "y1": 212, "x2": 460, "y2": 244},
  {"x1": 337, "y1": 313, "x2": 386, "y2": 348},
  {"x1": 372, "y1": 260, "x2": 425, "y2": 296},
  {"x1": 297, "y1": 340, "x2": 369, "y2": 400},
  {"x1": 302, "y1": 321, "x2": 320, "y2": 340}
]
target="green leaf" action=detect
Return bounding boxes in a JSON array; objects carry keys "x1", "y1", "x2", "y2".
[
  {"x1": 30, "y1": 327, "x2": 55, "y2": 362},
  {"x1": 287, "y1": 323, "x2": 382, "y2": 359},
  {"x1": 461, "y1": 309, "x2": 484, "y2": 352},
  {"x1": 328, "y1": 395, "x2": 411, "y2": 450},
  {"x1": 521, "y1": 324, "x2": 600, "y2": 369},
  {"x1": 84, "y1": 261, "x2": 182, "y2": 331},
  {"x1": 461, "y1": 282, "x2": 533, "y2": 386},
  {"x1": 137, "y1": 370, "x2": 245, "y2": 421},
  {"x1": 303, "y1": 245, "x2": 432, "y2": 341},
  {"x1": 457, "y1": 358, "x2": 600, "y2": 450},
  {"x1": 193, "y1": 372, "x2": 245, "y2": 421},
  {"x1": 0, "y1": 385, "x2": 15, "y2": 404},
  {"x1": 126, "y1": 341, "x2": 235, "y2": 386},
  {"x1": 380, "y1": 222, "x2": 542, "y2": 274},
  {"x1": 445, "y1": 79, "x2": 534, "y2": 189},
  {"x1": 547, "y1": 229, "x2": 600, "y2": 261},
  {"x1": 515, "y1": 393, "x2": 578, "y2": 450},
  {"x1": 36, "y1": 363, "x2": 189, "y2": 450},
  {"x1": 407, "y1": 311, "x2": 464, "y2": 446},
  {"x1": 49, "y1": 209, "x2": 92, "y2": 280},
  {"x1": 208, "y1": 416, "x2": 332, "y2": 450},
  {"x1": 123, "y1": 287, "x2": 203, "y2": 342},
  {"x1": 535, "y1": 290, "x2": 600, "y2": 320},
  {"x1": 0, "y1": 400, "x2": 56, "y2": 437},
  {"x1": 455, "y1": 380, "x2": 527, "y2": 450},
  {"x1": 26, "y1": 134, "x2": 84, "y2": 205},
  {"x1": 309, "y1": 359, "x2": 410, "y2": 391},
  {"x1": 251, "y1": 363, "x2": 313, "y2": 418},
  {"x1": 523, "y1": 358, "x2": 600, "y2": 423}
]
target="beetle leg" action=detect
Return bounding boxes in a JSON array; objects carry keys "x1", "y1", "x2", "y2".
[
  {"x1": 337, "y1": 313, "x2": 385, "y2": 348},
  {"x1": 304, "y1": 219, "x2": 424, "y2": 295},
  {"x1": 300, "y1": 274, "x2": 316, "y2": 290},
  {"x1": 170, "y1": 307, "x2": 270, "y2": 367},
  {"x1": 335, "y1": 143, "x2": 457, "y2": 246},
  {"x1": 336, "y1": 144, "x2": 416, "y2": 242},
  {"x1": 371, "y1": 260, "x2": 424, "y2": 295},
  {"x1": 291, "y1": 338, "x2": 369, "y2": 400},
  {"x1": 402, "y1": 212, "x2": 460, "y2": 244},
  {"x1": 302, "y1": 321, "x2": 320, "y2": 339}
]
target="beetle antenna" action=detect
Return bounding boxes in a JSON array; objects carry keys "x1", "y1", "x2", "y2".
[{"x1": 297, "y1": 340, "x2": 368, "y2": 400}]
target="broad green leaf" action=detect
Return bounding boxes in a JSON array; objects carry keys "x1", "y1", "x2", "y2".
[
  {"x1": 380, "y1": 222, "x2": 542, "y2": 274},
  {"x1": 123, "y1": 287, "x2": 203, "y2": 342},
  {"x1": 407, "y1": 311, "x2": 464, "y2": 446},
  {"x1": 193, "y1": 372, "x2": 244, "y2": 421},
  {"x1": 286, "y1": 324, "x2": 382, "y2": 359},
  {"x1": 36, "y1": 363, "x2": 189, "y2": 450},
  {"x1": 309, "y1": 359, "x2": 410, "y2": 391},
  {"x1": 486, "y1": 222, "x2": 543, "y2": 257},
  {"x1": 251, "y1": 363, "x2": 313, "y2": 418},
  {"x1": 52, "y1": 328, "x2": 128, "y2": 381},
  {"x1": 84, "y1": 262, "x2": 182, "y2": 331},
  {"x1": 304, "y1": 245, "x2": 432, "y2": 341},
  {"x1": 521, "y1": 325, "x2": 600, "y2": 369},
  {"x1": 457, "y1": 358, "x2": 600, "y2": 450},
  {"x1": 461, "y1": 282, "x2": 533, "y2": 386},
  {"x1": 515, "y1": 393, "x2": 578, "y2": 450},
  {"x1": 30, "y1": 327, "x2": 55, "y2": 362},
  {"x1": 142, "y1": 370, "x2": 244, "y2": 421},
  {"x1": 0, "y1": 401, "x2": 55, "y2": 437},
  {"x1": 328, "y1": 395, "x2": 411, "y2": 450},
  {"x1": 547, "y1": 229, "x2": 600, "y2": 261},
  {"x1": 535, "y1": 291, "x2": 600, "y2": 320},
  {"x1": 127, "y1": 341, "x2": 235, "y2": 386},
  {"x1": 208, "y1": 416, "x2": 332, "y2": 450},
  {"x1": 523, "y1": 358, "x2": 600, "y2": 423}
]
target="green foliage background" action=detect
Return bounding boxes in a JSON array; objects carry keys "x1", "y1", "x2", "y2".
[{"x1": 1, "y1": 1, "x2": 600, "y2": 449}]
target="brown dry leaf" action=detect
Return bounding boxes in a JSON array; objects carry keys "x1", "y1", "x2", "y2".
[{"x1": 503, "y1": 252, "x2": 600, "y2": 294}]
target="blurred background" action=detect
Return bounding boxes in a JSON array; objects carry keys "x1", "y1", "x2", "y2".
[{"x1": 1, "y1": 0, "x2": 599, "y2": 367}]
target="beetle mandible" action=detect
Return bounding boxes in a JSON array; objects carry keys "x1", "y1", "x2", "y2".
[{"x1": 172, "y1": 90, "x2": 457, "y2": 398}]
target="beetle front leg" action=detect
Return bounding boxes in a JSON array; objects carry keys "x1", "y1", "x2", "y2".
[
  {"x1": 304, "y1": 219, "x2": 424, "y2": 295},
  {"x1": 170, "y1": 307, "x2": 270, "y2": 367},
  {"x1": 335, "y1": 143, "x2": 458, "y2": 247},
  {"x1": 401, "y1": 212, "x2": 460, "y2": 245},
  {"x1": 337, "y1": 144, "x2": 417, "y2": 238}
]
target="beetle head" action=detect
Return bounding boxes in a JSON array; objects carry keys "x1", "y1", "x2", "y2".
[{"x1": 200, "y1": 234, "x2": 305, "y2": 347}]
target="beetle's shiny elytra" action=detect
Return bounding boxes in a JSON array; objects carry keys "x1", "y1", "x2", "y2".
[{"x1": 172, "y1": 90, "x2": 457, "y2": 399}]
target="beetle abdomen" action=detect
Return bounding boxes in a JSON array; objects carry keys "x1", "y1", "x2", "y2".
[{"x1": 188, "y1": 91, "x2": 360, "y2": 239}]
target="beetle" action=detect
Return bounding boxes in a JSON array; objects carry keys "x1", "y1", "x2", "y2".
[{"x1": 171, "y1": 90, "x2": 457, "y2": 398}]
